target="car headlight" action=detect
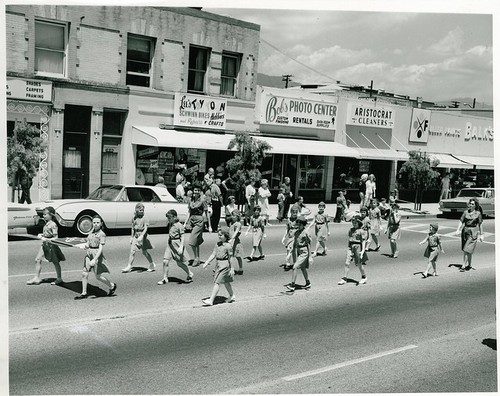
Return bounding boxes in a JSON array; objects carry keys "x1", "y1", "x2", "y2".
[{"x1": 438, "y1": 201, "x2": 443, "y2": 207}]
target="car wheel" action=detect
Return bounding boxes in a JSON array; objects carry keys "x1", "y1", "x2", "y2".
[{"x1": 75, "y1": 212, "x2": 96, "y2": 236}]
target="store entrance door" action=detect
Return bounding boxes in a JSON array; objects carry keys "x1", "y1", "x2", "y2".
[{"x1": 63, "y1": 105, "x2": 91, "y2": 198}]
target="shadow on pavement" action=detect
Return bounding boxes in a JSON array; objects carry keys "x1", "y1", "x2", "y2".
[{"x1": 482, "y1": 338, "x2": 497, "y2": 351}]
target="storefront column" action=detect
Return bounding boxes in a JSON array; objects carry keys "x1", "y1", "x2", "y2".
[
  {"x1": 89, "y1": 108, "x2": 103, "y2": 193},
  {"x1": 325, "y1": 156, "x2": 335, "y2": 202},
  {"x1": 50, "y1": 106, "x2": 65, "y2": 199},
  {"x1": 389, "y1": 159, "x2": 398, "y2": 193}
]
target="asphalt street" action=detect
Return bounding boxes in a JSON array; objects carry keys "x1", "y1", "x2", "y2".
[{"x1": 7, "y1": 216, "x2": 497, "y2": 394}]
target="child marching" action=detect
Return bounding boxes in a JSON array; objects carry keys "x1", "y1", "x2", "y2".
[
  {"x1": 285, "y1": 215, "x2": 312, "y2": 292},
  {"x1": 158, "y1": 209, "x2": 193, "y2": 285},
  {"x1": 385, "y1": 203, "x2": 402, "y2": 258},
  {"x1": 368, "y1": 199, "x2": 382, "y2": 251},
  {"x1": 27, "y1": 206, "x2": 65, "y2": 286},
  {"x1": 281, "y1": 206, "x2": 299, "y2": 271},
  {"x1": 202, "y1": 229, "x2": 235, "y2": 306},
  {"x1": 419, "y1": 223, "x2": 444, "y2": 278},
  {"x1": 122, "y1": 203, "x2": 157, "y2": 273},
  {"x1": 245, "y1": 205, "x2": 265, "y2": 261},
  {"x1": 74, "y1": 215, "x2": 117, "y2": 299},
  {"x1": 309, "y1": 202, "x2": 330, "y2": 257},
  {"x1": 338, "y1": 215, "x2": 368, "y2": 285},
  {"x1": 228, "y1": 210, "x2": 244, "y2": 275}
]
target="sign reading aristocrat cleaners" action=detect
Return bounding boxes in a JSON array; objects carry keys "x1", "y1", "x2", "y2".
[
  {"x1": 7, "y1": 77, "x2": 53, "y2": 102},
  {"x1": 346, "y1": 102, "x2": 395, "y2": 129},
  {"x1": 260, "y1": 89, "x2": 337, "y2": 130},
  {"x1": 173, "y1": 93, "x2": 227, "y2": 130}
]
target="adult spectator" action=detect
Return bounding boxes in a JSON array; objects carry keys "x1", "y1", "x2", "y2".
[
  {"x1": 281, "y1": 177, "x2": 293, "y2": 219},
  {"x1": 440, "y1": 172, "x2": 451, "y2": 200},
  {"x1": 358, "y1": 173, "x2": 368, "y2": 208},
  {"x1": 207, "y1": 178, "x2": 223, "y2": 231},
  {"x1": 19, "y1": 172, "x2": 33, "y2": 204},
  {"x1": 221, "y1": 172, "x2": 237, "y2": 205},
  {"x1": 334, "y1": 190, "x2": 347, "y2": 223},
  {"x1": 176, "y1": 166, "x2": 186, "y2": 186},
  {"x1": 455, "y1": 198, "x2": 484, "y2": 272},
  {"x1": 175, "y1": 181, "x2": 186, "y2": 202},
  {"x1": 257, "y1": 179, "x2": 272, "y2": 225},
  {"x1": 364, "y1": 174, "x2": 376, "y2": 207},
  {"x1": 215, "y1": 162, "x2": 225, "y2": 179},
  {"x1": 204, "y1": 168, "x2": 215, "y2": 185},
  {"x1": 155, "y1": 176, "x2": 167, "y2": 189}
]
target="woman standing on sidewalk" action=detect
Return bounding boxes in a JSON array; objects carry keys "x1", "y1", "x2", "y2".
[{"x1": 455, "y1": 198, "x2": 484, "y2": 271}]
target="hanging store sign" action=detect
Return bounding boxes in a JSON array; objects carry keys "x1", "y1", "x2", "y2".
[
  {"x1": 260, "y1": 91, "x2": 337, "y2": 130},
  {"x1": 6, "y1": 77, "x2": 53, "y2": 102},
  {"x1": 174, "y1": 93, "x2": 227, "y2": 130},
  {"x1": 408, "y1": 108, "x2": 431, "y2": 143},
  {"x1": 346, "y1": 102, "x2": 395, "y2": 129}
]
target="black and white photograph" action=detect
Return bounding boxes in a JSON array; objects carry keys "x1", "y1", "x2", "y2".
[{"x1": 3, "y1": 0, "x2": 497, "y2": 394}]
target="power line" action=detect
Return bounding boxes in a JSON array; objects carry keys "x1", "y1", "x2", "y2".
[{"x1": 260, "y1": 38, "x2": 336, "y2": 83}]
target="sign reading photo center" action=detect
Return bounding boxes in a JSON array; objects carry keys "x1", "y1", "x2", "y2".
[{"x1": 173, "y1": 93, "x2": 227, "y2": 130}]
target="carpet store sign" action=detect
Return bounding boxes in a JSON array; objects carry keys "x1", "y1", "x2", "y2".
[
  {"x1": 347, "y1": 103, "x2": 395, "y2": 129},
  {"x1": 174, "y1": 93, "x2": 227, "y2": 130},
  {"x1": 261, "y1": 92, "x2": 337, "y2": 130},
  {"x1": 7, "y1": 77, "x2": 52, "y2": 102}
]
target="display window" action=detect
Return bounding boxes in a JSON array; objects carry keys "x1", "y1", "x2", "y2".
[
  {"x1": 332, "y1": 157, "x2": 359, "y2": 189},
  {"x1": 299, "y1": 155, "x2": 325, "y2": 189}
]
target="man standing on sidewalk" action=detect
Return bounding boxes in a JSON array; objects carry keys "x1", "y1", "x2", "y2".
[
  {"x1": 440, "y1": 173, "x2": 451, "y2": 200},
  {"x1": 281, "y1": 177, "x2": 293, "y2": 220},
  {"x1": 207, "y1": 177, "x2": 223, "y2": 231}
]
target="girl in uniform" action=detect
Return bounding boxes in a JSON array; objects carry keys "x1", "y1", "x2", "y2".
[
  {"x1": 281, "y1": 206, "x2": 299, "y2": 271},
  {"x1": 385, "y1": 203, "x2": 401, "y2": 258},
  {"x1": 202, "y1": 229, "x2": 235, "y2": 306},
  {"x1": 122, "y1": 203, "x2": 156, "y2": 273},
  {"x1": 285, "y1": 215, "x2": 312, "y2": 292},
  {"x1": 419, "y1": 223, "x2": 444, "y2": 278},
  {"x1": 245, "y1": 205, "x2": 265, "y2": 261},
  {"x1": 158, "y1": 209, "x2": 193, "y2": 285},
  {"x1": 338, "y1": 215, "x2": 368, "y2": 285},
  {"x1": 228, "y1": 210, "x2": 244, "y2": 275},
  {"x1": 368, "y1": 199, "x2": 382, "y2": 251},
  {"x1": 75, "y1": 215, "x2": 116, "y2": 299},
  {"x1": 187, "y1": 182, "x2": 210, "y2": 267},
  {"x1": 27, "y1": 206, "x2": 65, "y2": 285},
  {"x1": 308, "y1": 202, "x2": 330, "y2": 256}
]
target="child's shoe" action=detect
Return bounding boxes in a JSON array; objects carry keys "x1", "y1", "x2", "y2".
[
  {"x1": 286, "y1": 283, "x2": 295, "y2": 292},
  {"x1": 338, "y1": 277, "x2": 347, "y2": 285},
  {"x1": 147, "y1": 263, "x2": 156, "y2": 272},
  {"x1": 304, "y1": 280, "x2": 311, "y2": 289},
  {"x1": 226, "y1": 295, "x2": 236, "y2": 303},
  {"x1": 108, "y1": 283, "x2": 117, "y2": 296},
  {"x1": 359, "y1": 277, "x2": 367, "y2": 284},
  {"x1": 201, "y1": 298, "x2": 213, "y2": 306}
]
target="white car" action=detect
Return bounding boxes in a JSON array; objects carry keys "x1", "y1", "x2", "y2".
[
  {"x1": 439, "y1": 187, "x2": 495, "y2": 217},
  {"x1": 31, "y1": 184, "x2": 189, "y2": 235},
  {"x1": 8, "y1": 203, "x2": 39, "y2": 233}
]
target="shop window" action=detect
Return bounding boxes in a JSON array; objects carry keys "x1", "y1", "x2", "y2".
[
  {"x1": 333, "y1": 157, "x2": 359, "y2": 190},
  {"x1": 35, "y1": 20, "x2": 67, "y2": 76},
  {"x1": 271, "y1": 154, "x2": 284, "y2": 189},
  {"x1": 299, "y1": 155, "x2": 325, "y2": 189},
  {"x1": 126, "y1": 35, "x2": 155, "y2": 87},
  {"x1": 188, "y1": 45, "x2": 210, "y2": 94},
  {"x1": 63, "y1": 148, "x2": 82, "y2": 168},
  {"x1": 220, "y1": 52, "x2": 241, "y2": 97}
]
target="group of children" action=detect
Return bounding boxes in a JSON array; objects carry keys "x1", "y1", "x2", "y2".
[{"x1": 26, "y1": 195, "x2": 445, "y2": 304}]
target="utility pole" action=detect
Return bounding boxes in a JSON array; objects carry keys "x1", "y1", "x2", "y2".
[{"x1": 282, "y1": 74, "x2": 292, "y2": 88}]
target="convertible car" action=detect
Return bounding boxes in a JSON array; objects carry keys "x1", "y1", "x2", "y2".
[
  {"x1": 439, "y1": 187, "x2": 495, "y2": 217},
  {"x1": 31, "y1": 184, "x2": 189, "y2": 235}
]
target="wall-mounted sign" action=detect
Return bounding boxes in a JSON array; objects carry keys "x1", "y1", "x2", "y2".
[
  {"x1": 260, "y1": 89, "x2": 337, "y2": 130},
  {"x1": 346, "y1": 102, "x2": 395, "y2": 129},
  {"x1": 174, "y1": 93, "x2": 227, "y2": 130},
  {"x1": 408, "y1": 108, "x2": 431, "y2": 143},
  {"x1": 6, "y1": 77, "x2": 53, "y2": 102}
]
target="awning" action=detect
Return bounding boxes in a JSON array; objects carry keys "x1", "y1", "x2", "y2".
[
  {"x1": 132, "y1": 126, "x2": 359, "y2": 158},
  {"x1": 429, "y1": 153, "x2": 474, "y2": 169},
  {"x1": 132, "y1": 126, "x2": 235, "y2": 151},
  {"x1": 451, "y1": 154, "x2": 494, "y2": 170},
  {"x1": 354, "y1": 147, "x2": 408, "y2": 161}
]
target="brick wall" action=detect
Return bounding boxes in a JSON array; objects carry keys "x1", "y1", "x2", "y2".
[{"x1": 6, "y1": 12, "x2": 29, "y2": 73}]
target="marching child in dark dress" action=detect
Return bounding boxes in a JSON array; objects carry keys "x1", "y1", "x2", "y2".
[
  {"x1": 309, "y1": 202, "x2": 330, "y2": 256},
  {"x1": 158, "y1": 209, "x2": 193, "y2": 285},
  {"x1": 75, "y1": 215, "x2": 117, "y2": 299},
  {"x1": 277, "y1": 187, "x2": 286, "y2": 222},
  {"x1": 338, "y1": 215, "x2": 368, "y2": 285},
  {"x1": 27, "y1": 206, "x2": 65, "y2": 285},
  {"x1": 286, "y1": 215, "x2": 312, "y2": 292},
  {"x1": 229, "y1": 210, "x2": 244, "y2": 275},
  {"x1": 281, "y1": 206, "x2": 299, "y2": 271},
  {"x1": 122, "y1": 203, "x2": 157, "y2": 273},
  {"x1": 202, "y1": 229, "x2": 235, "y2": 306},
  {"x1": 245, "y1": 205, "x2": 265, "y2": 261},
  {"x1": 419, "y1": 223, "x2": 444, "y2": 278}
]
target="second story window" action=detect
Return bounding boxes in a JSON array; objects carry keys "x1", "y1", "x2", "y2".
[
  {"x1": 127, "y1": 35, "x2": 154, "y2": 87},
  {"x1": 221, "y1": 52, "x2": 240, "y2": 96},
  {"x1": 35, "y1": 20, "x2": 67, "y2": 76},
  {"x1": 188, "y1": 45, "x2": 210, "y2": 93}
]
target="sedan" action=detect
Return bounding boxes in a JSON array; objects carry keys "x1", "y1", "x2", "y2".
[
  {"x1": 439, "y1": 187, "x2": 495, "y2": 217},
  {"x1": 8, "y1": 203, "x2": 39, "y2": 233},
  {"x1": 31, "y1": 185, "x2": 189, "y2": 235}
]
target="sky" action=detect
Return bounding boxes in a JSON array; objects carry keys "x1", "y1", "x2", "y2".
[{"x1": 207, "y1": 3, "x2": 494, "y2": 104}]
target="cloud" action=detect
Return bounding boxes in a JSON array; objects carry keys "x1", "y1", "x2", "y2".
[{"x1": 427, "y1": 27, "x2": 464, "y2": 56}]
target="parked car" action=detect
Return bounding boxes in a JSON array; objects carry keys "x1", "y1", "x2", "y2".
[
  {"x1": 8, "y1": 203, "x2": 39, "y2": 233},
  {"x1": 439, "y1": 187, "x2": 495, "y2": 217},
  {"x1": 30, "y1": 185, "x2": 189, "y2": 235}
]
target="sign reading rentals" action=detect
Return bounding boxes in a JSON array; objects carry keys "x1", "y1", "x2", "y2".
[
  {"x1": 260, "y1": 90, "x2": 337, "y2": 130},
  {"x1": 6, "y1": 77, "x2": 53, "y2": 102},
  {"x1": 174, "y1": 93, "x2": 227, "y2": 130},
  {"x1": 346, "y1": 102, "x2": 395, "y2": 129},
  {"x1": 408, "y1": 108, "x2": 431, "y2": 143}
]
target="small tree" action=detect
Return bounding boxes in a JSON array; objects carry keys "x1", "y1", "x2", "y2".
[
  {"x1": 399, "y1": 150, "x2": 440, "y2": 210},
  {"x1": 226, "y1": 132, "x2": 272, "y2": 203},
  {"x1": 7, "y1": 121, "x2": 47, "y2": 202}
]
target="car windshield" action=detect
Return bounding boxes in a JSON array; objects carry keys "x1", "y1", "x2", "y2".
[
  {"x1": 457, "y1": 189, "x2": 485, "y2": 198},
  {"x1": 87, "y1": 185, "x2": 122, "y2": 201}
]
